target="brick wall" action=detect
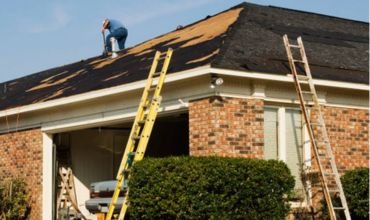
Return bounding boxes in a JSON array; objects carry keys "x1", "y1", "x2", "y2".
[
  {"x1": 0, "y1": 128, "x2": 43, "y2": 220},
  {"x1": 309, "y1": 106, "x2": 369, "y2": 214},
  {"x1": 189, "y1": 96, "x2": 264, "y2": 158},
  {"x1": 189, "y1": 97, "x2": 368, "y2": 216},
  {"x1": 323, "y1": 106, "x2": 369, "y2": 170}
]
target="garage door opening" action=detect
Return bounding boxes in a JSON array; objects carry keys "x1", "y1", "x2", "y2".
[{"x1": 53, "y1": 113, "x2": 189, "y2": 218}]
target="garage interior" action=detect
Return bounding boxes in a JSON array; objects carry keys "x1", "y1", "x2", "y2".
[{"x1": 53, "y1": 112, "x2": 189, "y2": 217}]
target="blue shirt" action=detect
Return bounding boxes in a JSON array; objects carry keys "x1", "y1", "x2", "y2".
[{"x1": 108, "y1": 19, "x2": 125, "y2": 33}]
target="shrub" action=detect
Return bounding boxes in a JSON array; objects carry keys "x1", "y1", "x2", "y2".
[
  {"x1": 319, "y1": 167, "x2": 369, "y2": 220},
  {"x1": 128, "y1": 156, "x2": 295, "y2": 220},
  {"x1": 341, "y1": 167, "x2": 369, "y2": 220},
  {"x1": 0, "y1": 178, "x2": 30, "y2": 220}
]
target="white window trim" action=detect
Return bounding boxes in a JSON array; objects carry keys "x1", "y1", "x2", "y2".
[
  {"x1": 270, "y1": 106, "x2": 309, "y2": 164},
  {"x1": 42, "y1": 133, "x2": 53, "y2": 220},
  {"x1": 277, "y1": 107, "x2": 286, "y2": 162},
  {"x1": 266, "y1": 105, "x2": 312, "y2": 208}
]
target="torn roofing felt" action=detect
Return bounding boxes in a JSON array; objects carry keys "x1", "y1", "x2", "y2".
[{"x1": 0, "y1": 2, "x2": 368, "y2": 111}]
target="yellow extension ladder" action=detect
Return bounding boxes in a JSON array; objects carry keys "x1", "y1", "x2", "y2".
[
  {"x1": 105, "y1": 48, "x2": 173, "y2": 220},
  {"x1": 283, "y1": 35, "x2": 351, "y2": 220}
]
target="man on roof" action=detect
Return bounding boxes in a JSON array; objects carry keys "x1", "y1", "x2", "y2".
[{"x1": 102, "y1": 18, "x2": 128, "y2": 53}]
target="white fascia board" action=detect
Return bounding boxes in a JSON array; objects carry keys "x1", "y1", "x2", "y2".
[
  {"x1": 0, "y1": 66, "x2": 367, "y2": 118},
  {"x1": 210, "y1": 68, "x2": 369, "y2": 91}
]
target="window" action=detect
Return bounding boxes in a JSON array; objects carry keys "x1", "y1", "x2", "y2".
[
  {"x1": 264, "y1": 106, "x2": 310, "y2": 199},
  {"x1": 264, "y1": 108, "x2": 278, "y2": 160}
]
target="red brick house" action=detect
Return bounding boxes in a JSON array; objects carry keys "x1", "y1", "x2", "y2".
[{"x1": 0, "y1": 3, "x2": 368, "y2": 219}]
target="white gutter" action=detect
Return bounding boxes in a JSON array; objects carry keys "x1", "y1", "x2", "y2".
[
  {"x1": 0, "y1": 65, "x2": 367, "y2": 118},
  {"x1": 210, "y1": 68, "x2": 369, "y2": 90}
]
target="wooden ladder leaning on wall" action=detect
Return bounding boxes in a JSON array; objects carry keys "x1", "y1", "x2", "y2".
[{"x1": 283, "y1": 34, "x2": 351, "y2": 220}]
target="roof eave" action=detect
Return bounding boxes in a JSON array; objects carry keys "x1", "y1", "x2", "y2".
[{"x1": 0, "y1": 65, "x2": 367, "y2": 118}]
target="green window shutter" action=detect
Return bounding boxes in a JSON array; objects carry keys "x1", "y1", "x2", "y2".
[
  {"x1": 285, "y1": 108, "x2": 304, "y2": 192},
  {"x1": 264, "y1": 107, "x2": 278, "y2": 160}
]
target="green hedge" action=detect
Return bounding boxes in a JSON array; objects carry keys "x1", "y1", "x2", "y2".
[
  {"x1": 128, "y1": 157, "x2": 295, "y2": 219},
  {"x1": 320, "y1": 167, "x2": 369, "y2": 220},
  {"x1": 341, "y1": 167, "x2": 369, "y2": 220}
]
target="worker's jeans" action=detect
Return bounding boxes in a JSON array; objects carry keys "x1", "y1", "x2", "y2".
[{"x1": 106, "y1": 27, "x2": 128, "y2": 52}]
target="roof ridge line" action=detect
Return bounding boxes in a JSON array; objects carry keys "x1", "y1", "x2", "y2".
[{"x1": 268, "y1": 5, "x2": 369, "y2": 24}]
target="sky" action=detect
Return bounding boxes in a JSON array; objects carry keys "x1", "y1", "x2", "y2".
[{"x1": 0, "y1": 0, "x2": 368, "y2": 83}]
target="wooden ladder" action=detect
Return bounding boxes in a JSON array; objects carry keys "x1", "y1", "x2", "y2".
[
  {"x1": 57, "y1": 167, "x2": 86, "y2": 220},
  {"x1": 283, "y1": 34, "x2": 351, "y2": 220}
]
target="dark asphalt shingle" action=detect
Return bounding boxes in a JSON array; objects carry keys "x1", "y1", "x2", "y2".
[{"x1": 0, "y1": 2, "x2": 367, "y2": 111}]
